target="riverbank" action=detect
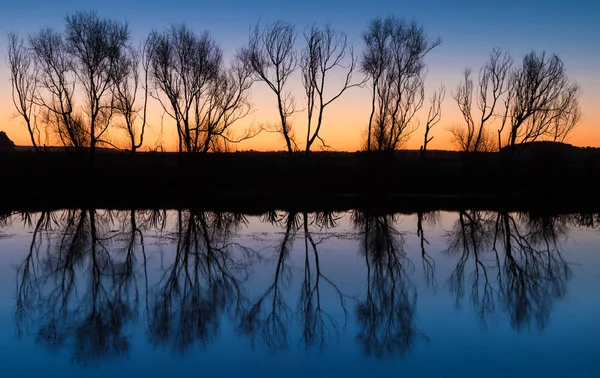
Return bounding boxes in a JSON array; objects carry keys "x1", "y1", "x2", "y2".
[{"x1": 2, "y1": 143, "x2": 600, "y2": 213}]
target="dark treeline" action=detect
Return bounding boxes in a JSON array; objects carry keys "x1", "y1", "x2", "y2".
[
  {"x1": 3, "y1": 142, "x2": 600, "y2": 212},
  {"x1": 6, "y1": 208, "x2": 590, "y2": 363},
  {"x1": 7, "y1": 11, "x2": 581, "y2": 162}
]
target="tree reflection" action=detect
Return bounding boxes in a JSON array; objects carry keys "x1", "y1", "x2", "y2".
[
  {"x1": 570, "y1": 212, "x2": 600, "y2": 228},
  {"x1": 147, "y1": 210, "x2": 256, "y2": 354},
  {"x1": 15, "y1": 211, "x2": 55, "y2": 338},
  {"x1": 497, "y1": 212, "x2": 571, "y2": 331},
  {"x1": 444, "y1": 210, "x2": 572, "y2": 331},
  {"x1": 10, "y1": 207, "x2": 586, "y2": 364},
  {"x1": 443, "y1": 210, "x2": 498, "y2": 328},
  {"x1": 237, "y1": 211, "x2": 299, "y2": 350},
  {"x1": 416, "y1": 211, "x2": 439, "y2": 291},
  {"x1": 14, "y1": 210, "x2": 139, "y2": 365},
  {"x1": 297, "y1": 211, "x2": 349, "y2": 350},
  {"x1": 0, "y1": 211, "x2": 13, "y2": 237},
  {"x1": 352, "y1": 211, "x2": 424, "y2": 359}
]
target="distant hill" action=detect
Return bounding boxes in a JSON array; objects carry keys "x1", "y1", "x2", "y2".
[
  {"x1": 0, "y1": 132, "x2": 15, "y2": 151},
  {"x1": 500, "y1": 141, "x2": 585, "y2": 157},
  {"x1": 14, "y1": 145, "x2": 123, "y2": 153},
  {"x1": 501, "y1": 140, "x2": 584, "y2": 151},
  {"x1": 4, "y1": 139, "x2": 599, "y2": 157}
]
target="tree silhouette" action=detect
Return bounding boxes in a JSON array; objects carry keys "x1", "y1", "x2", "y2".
[
  {"x1": 508, "y1": 51, "x2": 580, "y2": 149},
  {"x1": 240, "y1": 21, "x2": 298, "y2": 155},
  {"x1": 361, "y1": 16, "x2": 441, "y2": 151},
  {"x1": 420, "y1": 84, "x2": 445, "y2": 156},
  {"x1": 112, "y1": 42, "x2": 151, "y2": 153},
  {"x1": 450, "y1": 48, "x2": 513, "y2": 153},
  {"x1": 7, "y1": 32, "x2": 42, "y2": 151},
  {"x1": 29, "y1": 28, "x2": 85, "y2": 150},
  {"x1": 64, "y1": 11, "x2": 130, "y2": 165},
  {"x1": 146, "y1": 25, "x2": 254, "y2": 153},
  {"x1": 300, "y1": 25, "x2": 362, "y2": 154}
]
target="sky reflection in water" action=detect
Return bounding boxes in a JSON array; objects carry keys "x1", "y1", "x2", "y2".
[{"x1": 0, "y1": 209, "x2": 598, "y2": 377}]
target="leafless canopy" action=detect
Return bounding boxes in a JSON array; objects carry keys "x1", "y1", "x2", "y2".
[
  {"x1": 18, "y1": 11, "x2": 131, "y2": 163},
  {"x1": 508, "y1": 51, "x2": 580, "y2": 147},
  {"x1": 451, "y1": 48, "x2": 581, "y2": 152},
  {"x1": 239, "y1": 21, "x2": 298, "y2": 155},
  {"x1": 421, "y1": 83, "x2": 445, "y2": 155},
  {"x1": 112, "y1": 43, "x2": 148, "y2": 153},
  {"x1": 147, "y1": 24, "x2": 253, "y2": 153},
  {"x1": 7, "y1": 32, "x2": 41, "y2": 150},
  {"x1": 29, "y1": 27, "x2": 86, "y2": 149},
  {"x1": 64, "y1": 11, "x2": 130, "y2": 162},
  {"x1": 362, "y1": 16, "x2": 441, "y2": 151},
  {"x1": 300, "y1": 24, "x2": 362, "y2": 153},
  {"x1": 450, "y1": 48, "x2": 513, "y2": 152}
]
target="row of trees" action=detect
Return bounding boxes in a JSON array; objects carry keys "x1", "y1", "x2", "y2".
[
  {"x1": 449, "y1": 48, "x2": 580, "y2": 153},
  {"x1": 7, "y1": 11, "x2": 581, "y2": 162}
]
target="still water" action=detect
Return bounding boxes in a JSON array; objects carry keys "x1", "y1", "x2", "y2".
[{"x1": 0, "y1": 209, "x2": 598, "y2": 377}]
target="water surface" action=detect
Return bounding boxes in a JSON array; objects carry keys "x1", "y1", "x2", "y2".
[{"x1": 0, "y1": 209, "x2": 598, "y2": 377}]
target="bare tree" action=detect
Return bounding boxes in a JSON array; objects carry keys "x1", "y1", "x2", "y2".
[
  {"x1": 240, "y1": 21, "x2": 298, "y2": 155},
  {"x1": 112, "y1": 43, "x2": 149, "y2": 153},
  {"x1": 361, "y1": 16, "x2": 441, "y2": 151},
  {"x1": 300, "y1": 24, "x2": 362, "y2": 154},
  {"x1": 29, "y1": 28, "x2": 85, "y2": 150},
  {"x1": 200, "y1": 59, "x2": 255, "y2": 152},
  {"x1": 420, "y1": 83, "x2": 445, "y2": 156},
  {"x1": 7, "y1": 32, "x2": 41, "y2": 151},
  {"x1": 449, "y1": 122, "x2": 497, "y2": 153},
  {"x1": 508, "y1": 51, "x2": 580, "y2": 149},
  {"x1": 64, "y1": 11, "x2": 130, "y2": 165},
  {"x1": 450, "y1": 48, "x2": 513, "y2": 153},
  {"x1": 147, "y1": 25, "x2": 253, "y2": 153}
]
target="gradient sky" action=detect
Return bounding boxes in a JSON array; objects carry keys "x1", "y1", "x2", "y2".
[{"x1": 0, "y1": 0, "x2": 598, "y2": 151}]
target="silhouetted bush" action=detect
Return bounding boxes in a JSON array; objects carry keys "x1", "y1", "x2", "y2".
[{"x1": 0, "y1": 132, "x2": 15, "y2": 151}]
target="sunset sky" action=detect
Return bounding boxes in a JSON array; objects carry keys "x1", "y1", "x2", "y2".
[{"x1": 0, "y1": 0, "x2": 598, "y2": 151}]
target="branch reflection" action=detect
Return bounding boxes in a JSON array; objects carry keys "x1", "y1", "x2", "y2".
[
  {"x1": 444, "y1": 210, "x2": 572, "y2": 331},
  {"x1": 147, "y1": 210, "x2": 257, "y2": 354},
  {"x1": 237, "y1": 211, "x2": 299, "y2": 350},
  {"x1": 352, "y1": 211, "x2": 425, "y2": 359},
  {"x1": 297, "y1": 211, "x2": 349, "y2": 350},
  {"x1": 16, "y1": 210, "x2": 138, "y2": 365},
  {"x1": 11, "y1": 208, "x2": 585, "y2": 364}
]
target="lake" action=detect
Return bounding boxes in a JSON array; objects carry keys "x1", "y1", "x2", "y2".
[{"x1": 0, "y1": 209, "x2": 598, "y2": 377}]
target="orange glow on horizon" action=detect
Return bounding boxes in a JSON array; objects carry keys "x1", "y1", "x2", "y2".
[
  {"x1": 3, "y1": 113, "x2": 600, "y2": 152},
  {"x1": 1, "y1": 70, "x2": 599, "y2": 152}
]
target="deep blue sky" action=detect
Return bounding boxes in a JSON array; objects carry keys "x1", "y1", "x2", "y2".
[
  {"x1": 1, "y1": 0, "x2": 597, "y2": 65},
  {"x1": 0, "y1": 0, "x2": 598, "y2": 149}
]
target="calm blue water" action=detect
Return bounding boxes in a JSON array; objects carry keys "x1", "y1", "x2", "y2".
[{"x1": 0, "y1": 210, "x2": 598, "y2": 377}]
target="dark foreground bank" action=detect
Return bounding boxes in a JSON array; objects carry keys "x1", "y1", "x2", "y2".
[{"x1": 2, "y1": 143, "x2": 600, "y2": 213}]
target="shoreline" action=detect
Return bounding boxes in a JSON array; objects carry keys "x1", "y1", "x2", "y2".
[
  {"x1": 2, "y1": 145, "x2": 600, "y2": 214},
  {"x1": 3, "y1": 192, "x2": 600, "y2": 215}
]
